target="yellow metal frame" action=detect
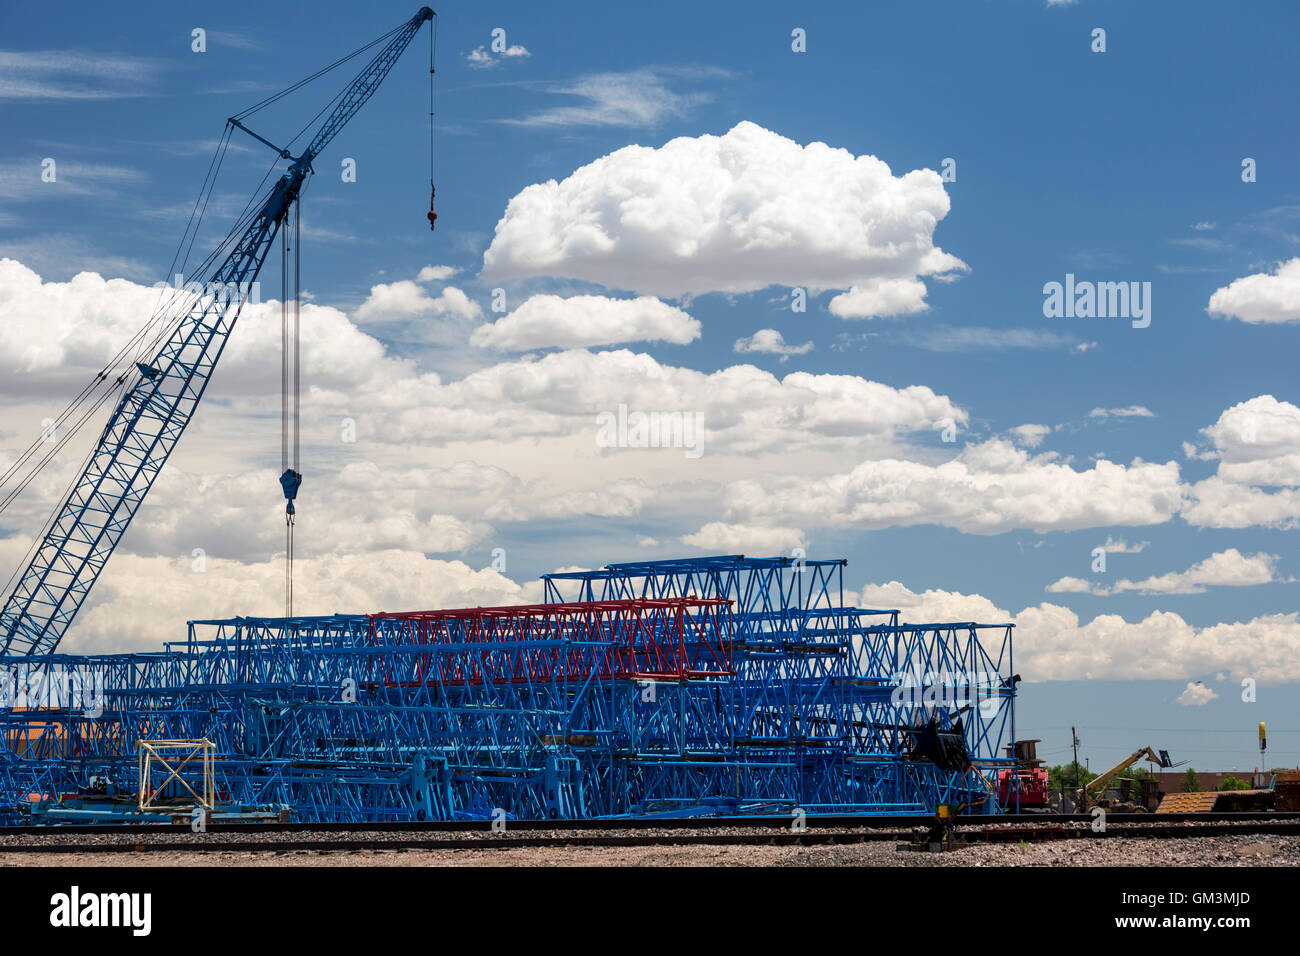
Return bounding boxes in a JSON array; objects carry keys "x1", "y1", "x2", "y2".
[{"x1": 137, "y1": 738, "x2": 215, "y2": 812}]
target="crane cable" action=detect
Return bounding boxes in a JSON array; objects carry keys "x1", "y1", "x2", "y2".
[
  {"x1": 280, "y1": 191, "x2": 303, "y2": 618},
  {"x1": 232, "y1": 22, "x2": 404, "y2": 124},
  {"x1": 281, "y1": 203, "x2": 290, "y2": 617},
  {"x1": 428, "y1": 17, "x2": 437, "y2": 230}
]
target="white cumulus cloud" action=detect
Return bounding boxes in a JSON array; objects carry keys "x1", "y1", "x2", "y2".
[
  {"x1": 485, "y1": 479, "x2": 656, "y2": 521},
  {"x1": 417, "y1": 265, "x2": 460, "y2": 282},
  {"x1": 1183, "y1": 396, "x2": 1300, "y2": 528},
  {"x1": 1089, "y1": 405, "x2": 1155, "y2": 420},
  {"x1": 74, "y1": 550, "x2": 542, "y2": 654},
  {"x1": 1009, "y1": 424, "x2": 1052, "y2": 448},
  {"x1": 1047, "y1": 548, "x2": 1282, "y2": 596},
  {"x1": 709, "y1": 439, "x2": 1185, "y2": 536},
  {"x1": 1112, "y1": 548, "x2": 1281, "y2": 594},
  {"x1": 466, "y1": 44, "x2": 530, "y2": 69},
  {"x1": 347, "y1": 349, "x2": 964, "y2": 455},
  {"x1": 481, "y1": 122, "x2": 965, "y2": 301},
  {"x1": 733, "y1": 328, "x2": 813, "y2": 359},
  {"x1": 1175, "y1": 682, "x2": 1218, "y2": 706},
  {"x1": 1045, "y1": 576, "x2": 1095, "y2": 594},
  {"x1": 470, "y1": 294, "x2": 699, "y2": 350},
  {"x1": 681, "y1": 522, "x2": 806, "y2": 555},
  {"x1": 1208, "y1": 258, "x2": 1300, "y2": 324},
  {"x1": 1193, "y1": 395, "x2": 1300, "y2": 485},
  {"x1": 859, "y1": 580, "x2": 1300, "y2": 683},
  {"x1": 354, "y1": 279, "x2": 482, "y2": 324},
  {"x1": 829, "y1": 277, "x2": 931, "y2": 319},
  {"x1": 1101, "y1": 536, "x2": 1148, "y2": 553}
]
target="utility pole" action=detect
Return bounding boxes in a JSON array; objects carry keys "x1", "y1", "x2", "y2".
[{"x1": 1072, "y1": 726, "x2": 1082, "y2": 812}]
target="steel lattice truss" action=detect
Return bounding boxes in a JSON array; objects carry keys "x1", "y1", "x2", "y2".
[{"x1": 0, "y1": 556, "x2": 1016, "y2": 824}]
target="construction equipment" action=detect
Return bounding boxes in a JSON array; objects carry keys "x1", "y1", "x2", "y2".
[
  {"x1": 1079, "y1": 746, "x2": 1174, "y2": 811},
  {"x1": 996, "y1": 739, "x2": 1049, "y2": 811},
  {"x1": 872, "y1": 708, "x2": 974, "y2": 772},
  {"x1": 0, "y1": 8, "x2": 436, "y2": 656}
]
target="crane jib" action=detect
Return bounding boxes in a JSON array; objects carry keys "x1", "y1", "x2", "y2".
[{"x1": 0, "y1": 8, "x2": 436, "y2": 657}]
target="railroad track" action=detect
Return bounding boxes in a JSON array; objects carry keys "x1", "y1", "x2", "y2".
[
  {"x1": 1, "y1": 810, "x2": 1297, "y2": 836},
  {"x1": 3, "y1": 816, "x2": 1300, "y2": 855}
]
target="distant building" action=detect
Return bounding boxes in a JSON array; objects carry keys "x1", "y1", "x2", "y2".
[{"x1": 1151, "y1": 770, "x2": 1273, "y2": 797}]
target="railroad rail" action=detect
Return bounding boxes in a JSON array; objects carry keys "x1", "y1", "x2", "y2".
[
  {"x1": 0, "y1": 810, "x2": 1296, "y2": 836},
  {"x1": 3, "y1": 814, "x2": 1299, "y2": 855}
]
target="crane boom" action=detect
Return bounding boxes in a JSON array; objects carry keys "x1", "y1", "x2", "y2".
[
  {"x1": 0, "y1": 7, "x2": 434, "y2": 657},
  {"x1": 1085, "y1": 747, "x2": 1162, "y2": 795},
  {"x1": 1078, "y1": 745, "x2": 1173, "y2": 810}
]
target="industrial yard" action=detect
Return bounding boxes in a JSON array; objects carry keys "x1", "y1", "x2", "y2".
[
  {"x1": 0, "y1": 3, "x2": 1295, "y2": 941},
  {"x1": 0, "y1": 556, "x2": 1020, "y2": 822}
]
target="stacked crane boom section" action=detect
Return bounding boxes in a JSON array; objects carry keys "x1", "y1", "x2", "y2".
[{"x1": 0, "y1": 556, "x2": 1015, "y2": 823}]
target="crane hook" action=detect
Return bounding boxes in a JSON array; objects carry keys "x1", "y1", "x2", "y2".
[{"x1": 427, "y1": 183, "x2": 437, "y2": 231}]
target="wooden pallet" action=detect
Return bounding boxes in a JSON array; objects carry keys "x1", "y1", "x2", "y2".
[{"x1": 1155, "y1": 791, "x2": 1220, "y2": 813}]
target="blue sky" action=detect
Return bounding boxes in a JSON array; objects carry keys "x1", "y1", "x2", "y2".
[{"x1": 2, "y1": 0, "x2": 1299, "y2": 773}]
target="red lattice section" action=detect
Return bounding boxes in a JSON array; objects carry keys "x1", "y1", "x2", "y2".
[{"x1": 367, "y1": 598, "x2": 733, "y2": 686}]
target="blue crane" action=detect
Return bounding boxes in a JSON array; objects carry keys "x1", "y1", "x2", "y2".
[{"x1": 0, "y1": 7, "x2": 436, "y2": 657}]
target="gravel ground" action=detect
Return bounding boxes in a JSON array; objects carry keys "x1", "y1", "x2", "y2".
[
  {"x1": 0, "y1": 824, "x2": 896, "y2": 847},
  {"x1": 0, "y1": 817, "x2": 1287, "y2": 848},
  {"x1": 3, "y1": 833, "x2": 1297, "y2": 867}
]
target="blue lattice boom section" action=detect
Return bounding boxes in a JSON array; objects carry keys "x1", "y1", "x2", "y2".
[{"x1": 0, "y1": 556, "x2": 1016, "y2": 824}]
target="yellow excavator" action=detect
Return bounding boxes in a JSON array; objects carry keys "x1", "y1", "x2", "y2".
[{"x1": 1078, "y1": 747, "x2": 1175, "y2": 812}]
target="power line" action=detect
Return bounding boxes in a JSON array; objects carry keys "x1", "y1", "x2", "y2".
[{"x1": 1027, "y1": 724, "x2": 1300, "y2": 734}]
